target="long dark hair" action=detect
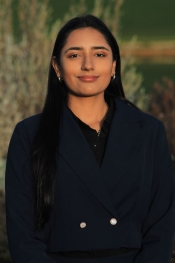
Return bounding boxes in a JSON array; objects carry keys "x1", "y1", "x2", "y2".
[{"x1": 31, "y1": 14, "x2": 133, "y2": 230}]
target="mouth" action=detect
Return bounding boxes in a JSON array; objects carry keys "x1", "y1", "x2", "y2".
[{"x1": 78, "y1": 75, "x2": 99, "y2": 82}]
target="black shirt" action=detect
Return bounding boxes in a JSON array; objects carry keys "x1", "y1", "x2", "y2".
[{"x1": 69, "y1": 98, "x2": 115, "y2": 166}]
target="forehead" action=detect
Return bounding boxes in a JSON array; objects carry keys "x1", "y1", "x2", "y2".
[{"x1": 62, "y1": 27, "x2": 111, "y2": 50}]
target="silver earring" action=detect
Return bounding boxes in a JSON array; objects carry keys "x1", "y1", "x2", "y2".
[
  {"x1": 111, "y1": 74, "x2": 115, "y2": 81},
  {"x1": 58, "y1": 76, "x2": 63, "y2": 83}
]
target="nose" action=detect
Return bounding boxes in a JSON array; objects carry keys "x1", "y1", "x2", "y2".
[{"x1": 81, "y1": 55, "x2": 94, "y2": 71}]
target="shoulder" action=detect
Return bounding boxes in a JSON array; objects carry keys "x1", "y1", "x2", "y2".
[
  {"x1": 114, "y1": 98, "x2": 164, "y2": 136},
  {"x1": 7, "y1": 114, "x2": 41, "y2": 158},
  {"x1": 115, "y1": 98, "x2": 160, "y2": 124},
  {"x1": 18, "y1": 113, "x2": 41, "y2": 129},
  {"x1": 13, "y1": 114, "x2": 41, "y2": 142}
]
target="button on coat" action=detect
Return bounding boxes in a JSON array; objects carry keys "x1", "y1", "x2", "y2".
[
  {"x1": 80, "y1": 222, "x2": 86, "y2": 228},
  {"x1": 110, "y1": 218, "x2": 117, "y2": 225}
]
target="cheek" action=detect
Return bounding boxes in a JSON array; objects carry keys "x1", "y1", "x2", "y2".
[
  {"x1": 98, "y1": 59, "x2": 114, "y2": 74},
  {"x1": 61, "y1": 61, "x2": 80, "y2": 80},
  {"x1": 59, "y1": 58, "x2": 72, "y2": 77},
  {"x1": 61, "y1": 67, "x2": 78, "y2": 90},
  {"x1": 100, "y1": 74, "x2": 111, "y2": 88},
  {"x1": 100, "y1": 65, "x2": 113, "y2": 78},
  {"x1": 61, "y1": 65, "x2": 72, "y2": 78}
]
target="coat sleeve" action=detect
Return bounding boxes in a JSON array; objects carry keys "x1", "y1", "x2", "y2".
[
  {"x1": 134, "y1": 121, "x2": 175, "y2": 263},
  {"x1": 5, "y1": 122, "x2": 56, "y2": 263}
]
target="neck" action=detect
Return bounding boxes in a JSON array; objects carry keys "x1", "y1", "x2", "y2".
[{"x1": 67, "y1": 93, "x2": 108, "y2": 131}]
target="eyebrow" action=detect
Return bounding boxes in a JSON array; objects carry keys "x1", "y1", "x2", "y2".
[{"x1": 64, "y1": 46, "x2": 109, "y2": 54}]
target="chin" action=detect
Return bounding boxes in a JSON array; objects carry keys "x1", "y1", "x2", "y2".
[
  {"x1": 78, "y1": 90, "x2": 105, "y2": 98},
  {"x1": 68, "y1": 88, "x2": 105, "y2": 98}
]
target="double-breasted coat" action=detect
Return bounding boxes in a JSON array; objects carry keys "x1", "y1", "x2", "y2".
[{"x1": 5, "y1": 98, "x2": 175, "y2": 263}]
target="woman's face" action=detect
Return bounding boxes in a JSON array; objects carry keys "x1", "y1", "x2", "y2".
[{"x1": 52, "y1": 27, "x2": 116, "y2": 97}]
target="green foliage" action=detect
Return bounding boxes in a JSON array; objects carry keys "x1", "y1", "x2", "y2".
[
  {"x1": 0, "y1": 0, "x2": 60, "y2": 158},
  {"x1": 45, "y1": 0, "x2": 175, "y2": 41},
  {"x1": 149, "y1": 78, "x2": 175, "y2": 166},
  {"x1": 120, "y1": 0, "x2": 175, "y2": 41}
]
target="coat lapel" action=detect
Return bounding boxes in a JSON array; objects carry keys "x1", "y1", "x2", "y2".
[
  {"x1": 58, "y1": 99, "x2": 145, "y2": 218},
  {"x1": 101, "y1": 99, "x2": 146, "y2": 191},
  {"x1": 58, "y1": 106, "x2": 118, "y2": 218}
]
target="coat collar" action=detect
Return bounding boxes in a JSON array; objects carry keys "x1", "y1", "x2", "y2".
[{"x1": 58, "y1": 98, "x2": 145, "y2": 218}]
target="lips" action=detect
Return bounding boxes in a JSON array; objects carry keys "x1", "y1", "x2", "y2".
[{"x1": 78, "y1": 75, "x2": 99, "y2": 82}]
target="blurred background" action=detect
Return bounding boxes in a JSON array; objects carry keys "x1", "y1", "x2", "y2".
[{"x1": 0, "y1": 0, "x2": 175, "y2": 262}]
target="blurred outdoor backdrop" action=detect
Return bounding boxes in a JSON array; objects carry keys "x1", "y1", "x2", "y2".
[{"x1": 0, "y1": 0, "x2": 175, "y2": 262}]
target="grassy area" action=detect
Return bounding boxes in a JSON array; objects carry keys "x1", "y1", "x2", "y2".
[
  {"x1": 120, "y1": 0, "x2": 175, "y2": 41},
  {"x1": 12, "y1": 0, "x2": 175, "y2": 42},
  {"x1": 49, "y1": 0, "x2": 175, "y2": 41}
]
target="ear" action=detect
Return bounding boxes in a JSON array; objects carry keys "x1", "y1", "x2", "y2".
[
  {"x1": 52, "y1": 56, "x2": 61, "y2": 77},
  {"x1": 111, "y1": 60, "x2": 116, "y2": 76}
]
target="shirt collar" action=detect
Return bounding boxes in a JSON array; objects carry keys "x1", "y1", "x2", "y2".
[{"x1": 66, "y1": 98, "x2": 116, "y2": 134}]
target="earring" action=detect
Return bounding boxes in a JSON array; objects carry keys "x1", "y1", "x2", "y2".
[
  {"x1": 58, "y1": 76, "x2": 63, "y2": 83},
  {"x1": 111, "y1": 74, "x2": 115, "y2": 81}
]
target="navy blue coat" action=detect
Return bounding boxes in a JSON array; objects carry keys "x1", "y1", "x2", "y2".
[{"x1": 5, "y1": 98, "x2": 175, "y2": 263}]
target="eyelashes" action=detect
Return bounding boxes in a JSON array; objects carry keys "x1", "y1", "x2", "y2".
[
  {"x1": 95, "y1": 53, "x2": 106, "y2": 57},
  {"x1": 68, "y1": 54, "x2": 79, "y2": 58},
  {"x1": 68, "y1": 53, "x2": 106, "y2": 58}
]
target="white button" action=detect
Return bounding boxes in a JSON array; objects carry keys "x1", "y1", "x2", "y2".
[
  {"x1": 80, "y1": 222, "x2": 86, "y2": 228},
  {"x1": 110, "y1": 218, "x2": 117, "y2": 225}
]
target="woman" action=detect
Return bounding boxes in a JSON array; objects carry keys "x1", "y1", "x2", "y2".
[{"x1": 5, "y1": 15, "x2": 175, "y2": 263}]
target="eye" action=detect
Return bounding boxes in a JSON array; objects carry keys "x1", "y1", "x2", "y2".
[
  {"x1": 68, "y1": 54, "x2": 79, "y2": 58},
  {"x1": 95, "y1": 53, "x2": 106, "y2": 57}
]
